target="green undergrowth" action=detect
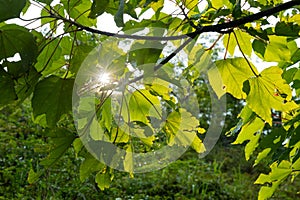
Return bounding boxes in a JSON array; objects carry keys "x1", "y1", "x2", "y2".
[{"x1": 1, "y1": 104, "x2": 300, "y2": 199}]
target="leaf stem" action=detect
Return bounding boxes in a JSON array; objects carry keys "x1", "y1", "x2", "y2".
[{"x1": 233, "y1": 31, "x2": 259, "y2": 77}]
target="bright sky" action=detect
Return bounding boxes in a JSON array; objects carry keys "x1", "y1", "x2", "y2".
[{"x1": 7, "y1": 0, "x2": 297, "y2": 73}]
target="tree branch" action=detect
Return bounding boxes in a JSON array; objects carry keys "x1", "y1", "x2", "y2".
[
  {"x1": 47, "y1": 0, "x2": 300, "y2": 41},
  {"x1": 188, "y1": 0, "x2": 300, "y2": 38}
]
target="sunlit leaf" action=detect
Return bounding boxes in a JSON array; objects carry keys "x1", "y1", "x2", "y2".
[
  {"x1": 233, "y1": 117, "x2": 264, "y2": 160},
  {"x1": 255, "y1": 160, "x2": 292, "y2": 200},
  {"x1": 234, "y1": 29, "x2": 253, "y2": 57},
  {"x1": 264, "y1": 36, "x2": 291, "y2": 62},
  {"x1": 34, "y1": 38, "x2": 63, "y2": 76},
  {"x1": 183, "y1": 0, "x2": 198, "y2": 10},
  {"x1": 164, "y1": 108, "x2": 205, "y2": 153},
  {"x1": 124, "y1": 145, "x2": 133, "y2": 173},
  {"x1": 208, "y1": 58, "x2": 258, "y2": 99},
  {"x1": 127, "y1": 89, "x2": 162, "y2": 124},
  {"x1": 95, "y1": 171, "x2": 111, "y2": 191},
  {"x1": 247, "y1": 66, "x2": 298, "y2": 124}
]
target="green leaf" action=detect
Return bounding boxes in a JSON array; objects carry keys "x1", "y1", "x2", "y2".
[
  {"x1": 89, "y1": 0, "x2": 110, "y2": 18},
  {"x1": 164, "y1": 108, "x2": 205, "y2": 153},
  {"x1": 80, "y1": 153, "x2": 105, "y2": 182},
  {"x1": 208, "y1": 58, "x2": 258, "y2": 99},
  {"x1": 233, "y1": 117, "x2": 264, "y2": 160},
  {"x1": 183, "y1": 0, "x2": 198, "y2": 10},
  {"x1": 188, "y1": 44, "x2": 212, "y2": 73},
  {"x1": 100, "y1": 98, "x2": 112, "y2": 130},
  {"x1": 223, "y1": 33, "x2": 236, "y2": 56},
  {"x1": 127, "y1": 89, "x2": 162, "y2": 124},
  {"x1": 234, "y1": 29, "x2": 253, "y2": 57},
  {"x1": 150, "y1": 0, "x2": 164, "y2": 11},
  {"x1": 0, "y1": 0, "x2": 26, "y2": 22},
  {"x1": 264, "y1": 36, "x2": 291, "y2": 62},
  {"x1": 283, "y1": 68, "x2": 298, "y2": 84},
  {"x1": 254, "y1": 128, "x2": 286, "y2": 165},
  {"x1": 95, "y1": 172, "x2": 111, "y2": 191},
  {"x1": 255, "y1": 148, "x2": 272, "y2": 166},
  {"x1": 69, "y1": 44, "x2": 95, "y2": 76},
  {"x1": 211, "y1": 0, "x2": 232, "y2": 9},
  {"x1": 0, "y1": 68, "x2": 17, "y2": 106},
  {"x1": 128, "y1": 41, "x2": 164, "y2": 67},
  {"x1": 90, "y1": 117, "x2": 106, "y2": 141},
  {"x1": 255, "y1": 160, "x2": 292, "y2": 200},
  {"x1": 37, "y1": 0, "x2": 53, "y2": 4},
  {"x1": 40, "y1": 128, "x2": 76, "y2": 166},
  {"x1": 247, "y1": 67, "x2": 298, "y2": 124},
  {"x1": 110, "y1": 127, "x2": 130, "y2": 143},
  {"x1": 275, "y1": 22, "x2": 300, "y2": 37},
  {"x1": 223, "y1": 30, "x2": 252, "y2": 57},
  {"x1": 124, "y1": 145, "x2": 133, "y2": 173},
  {"x1": 68, "y1": 0, "x2": 96, "y2": 27},
  {"x1": 27, "y1": 169, "x2": 43, "y2": 184},
  {"x1": 61, "y1": 0, "x2": 82, "y2": 8},
  {"x1": 146, "y1": 78, "x2": 172, "y2": 101},
  {"x1": 252, "y1": 39, "x2": 266, "y2": 59},
  {"x1": 32, "y1": 76, "x2": 74, "y2": 127},
  {"x1": 255, "y1": 160, "x2": 292, "y2": 184},
  {"x1": 0, "y1": 24, "x2": 38, "y2": 66},
  {"x1": 258, "y1": 181, "x2": 281, "y2": 200},
  {"x1": 34, "y1": 38, "x2": 63, "y2": 76},
  {"x1": 15, "y1": 67, "x2": 41, "y2": 103},
  {"x1": 114, "y1": 0, "x2": 125, "y2": 27}
]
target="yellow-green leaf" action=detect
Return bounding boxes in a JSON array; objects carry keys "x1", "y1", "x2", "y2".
[
  {"x1": 208, "y1": 58, "x2": 258, "y2": 99},
  {"x1": 264, "y1": 36, "x2": 291, "y2": 62},
  {"x1": 164, "y1": 108, "x2": 204, "y2": 153},
  {"x1": 183, "y1": 0, "x2": 198, "y2": 10},
  {"x1": 247, "y1": 66, "x2": 298, "y2": 124},
  {"x1": 234, "y1": 29, "x2": 253, "y2": 57},
  {"x1": 124, "y1": 145, "x2": 133, "y2": 173},
  {"x1": 223, "y1": 33, "x2": 236, "y2": 56},
  {"x1": 95, "y1": 172, "x2": 111, "y2": 191},
  {"x1": 233, "y1": 117, "x2": 264, "y2": 160}
]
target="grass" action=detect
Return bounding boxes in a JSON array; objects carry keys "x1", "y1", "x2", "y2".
[{"x1": 1, "y1": 104, "x2": 300, "y2": 199}]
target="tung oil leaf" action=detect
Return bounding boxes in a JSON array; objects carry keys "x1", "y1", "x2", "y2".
[
  {"x1": 0, "y1": 0, "x2": 26, "y2": 22},
  {"x1": 247, "y1": 66, "x2": 298, "y2": 124},
  {"x1": 208, "y1": 58, "x2": 258, "y2": 99},
  {"x1": 32, "y1": 76, "x2": 74, "y2": 127}
]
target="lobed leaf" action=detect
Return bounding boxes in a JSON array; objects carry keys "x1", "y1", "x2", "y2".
[
  {"x1": 247, "y1": 66, "x2": 298, "y2": 124},
  {"x1": 32, "y1": 76, "x2": 74, "y2": 127},
  {"x1": 0, "y1": 0, "x2": 26, "y2": 22}
]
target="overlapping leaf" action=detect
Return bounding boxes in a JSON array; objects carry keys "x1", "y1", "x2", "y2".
[
  {"x1": 247, "y1": 66, "x2": 298, "y2": 124},
  {"x1": 163, "y1": 108, "x2": 205, "y2": 153},
  {"x1": 208, "y1": 57, "x2": 258, "y2": 99},
  {"x1": 0, "y1": 68, "x2": 17, "y2": 106},
  {"x1": 255, "y1": 160, "x2": 292, "y2": 200},
  {"x1": 0, "y1": 0, "x2": 26, "y2": 22},
  {"x1": 0, "y1": 24, "x2": 38, "y2": 67},
  {"x1": 32, "y1": 76, "x2": 74, "y2": 127}
]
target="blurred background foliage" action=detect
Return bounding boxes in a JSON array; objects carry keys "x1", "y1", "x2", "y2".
[{"x1": 1, "y1": 99, "x2": 300, "y2": 200}]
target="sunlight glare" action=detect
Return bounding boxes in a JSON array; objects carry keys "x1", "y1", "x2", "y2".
[{"x1": 97, "y1": 72, "x2": 111, "y2": 85}]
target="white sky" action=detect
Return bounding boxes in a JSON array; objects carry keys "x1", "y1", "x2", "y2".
[{"x1": 7, "y1": 0, "x2": 297, "y2": 73}]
